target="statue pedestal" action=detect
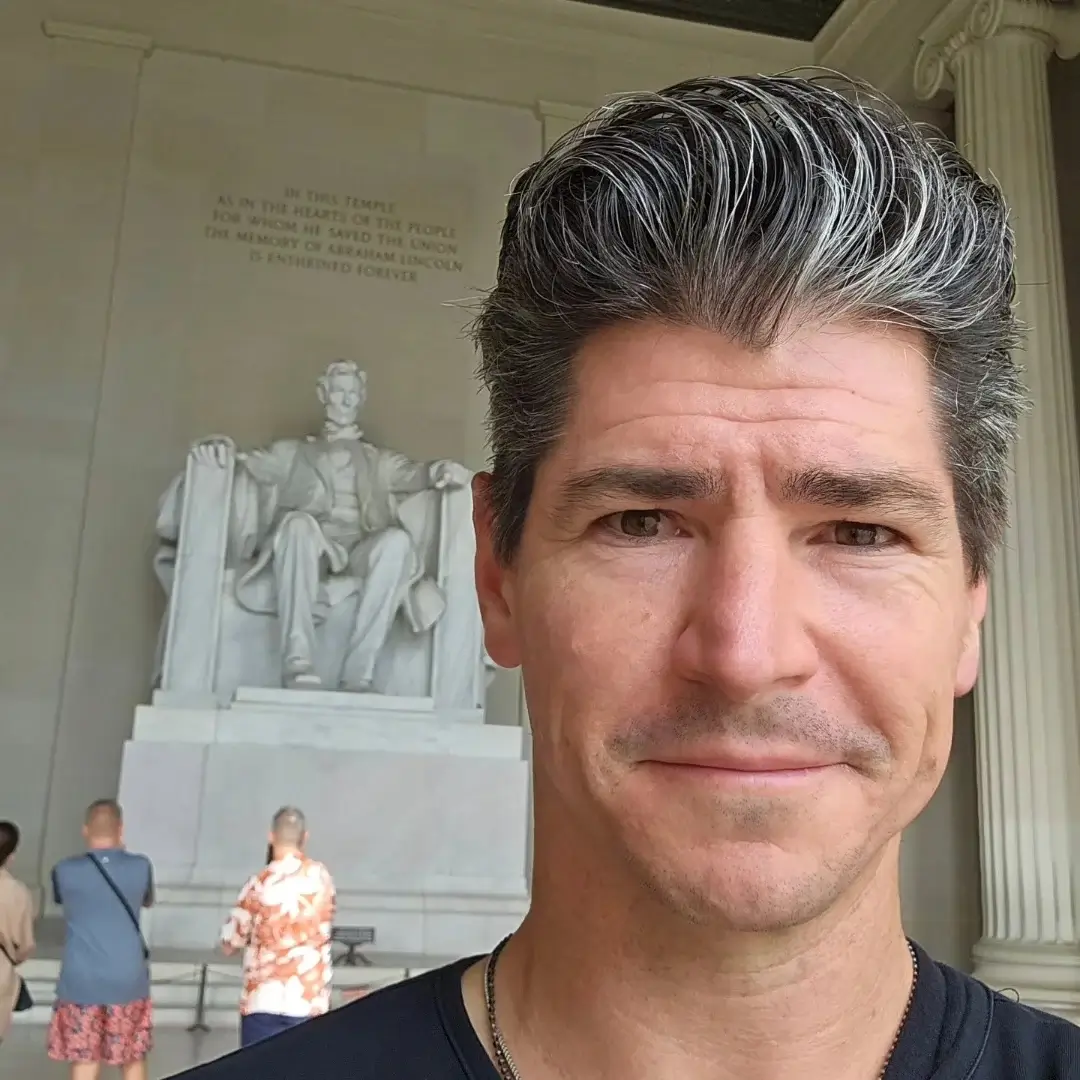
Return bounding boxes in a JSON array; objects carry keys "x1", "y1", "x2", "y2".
[{"x1": 116, "y1": 690, "x2": 530, "y2": 956}]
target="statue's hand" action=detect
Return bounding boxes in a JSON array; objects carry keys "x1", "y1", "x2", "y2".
[
  {"x1": 190, "y1": 436, "x2": 236, "y2": 469},
  {"x1": 430, "y1": 460, "x2": 471, "y2": 490}
]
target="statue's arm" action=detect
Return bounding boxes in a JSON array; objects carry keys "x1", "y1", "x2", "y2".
[
  {"x1": 231, "y1": 441, "x2": 296, "y2": 558},
  {"x1": 387, "y1": 451, "x2": 471, "y2": 494},
  {"x1": 238, "y1": 442, "x2": 292, "y2": 486},
  {"x1": 387, "y1": 451, "x2": 434, "y2": 495},
  {"x1": 230, "y1": 469, "x2": 264, "y2": 561}
]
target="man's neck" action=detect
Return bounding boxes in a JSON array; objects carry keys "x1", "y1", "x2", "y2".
[
  {"x1": 87, "y1": 839, "x2": 121, "y2": 851},
  {"x1": 322, "y1": 419, "x2": 362, "y2": 442},
  {"x1": 476, "y1": 843, "x2": 914, "y2": 1080},
  {"x1": 271, "y1": 845, "x2": 303, "y2": 862}
]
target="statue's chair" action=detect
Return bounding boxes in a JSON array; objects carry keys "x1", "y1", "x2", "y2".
[{"x1": 153, "y1": 446, "x2": 488, "y2": 718}]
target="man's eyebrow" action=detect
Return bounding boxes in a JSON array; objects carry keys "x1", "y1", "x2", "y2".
[
  {"x1": 551, "y1": 465, "x2": 725, "y2": 526},
  {"x1": 549, "y1": 463, "x2": 952, "y2": 530},
  {"x1": 778, "y1": 467, "x2": 952, "y2": 527}
]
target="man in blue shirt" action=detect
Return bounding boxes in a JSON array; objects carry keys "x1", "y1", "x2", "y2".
[{"x1": 49, "y1": 799, "x2": 155, "y2": 1080}]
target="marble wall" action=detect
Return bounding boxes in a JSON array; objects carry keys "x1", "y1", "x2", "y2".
[
  {"x1": 0, "y1": 0, "x2": 988, "y2": 972},
  {"x1": 0, "y1": 9, "x2": 147, "y2": 904}
]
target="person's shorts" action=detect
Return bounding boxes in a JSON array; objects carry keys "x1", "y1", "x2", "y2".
[
  {"x1": 47, "y1": 998, "x2": 153, "y2": 1065},
  {"x1": 240, "y1": 1011, "x2": 308, "y2": 1047}
]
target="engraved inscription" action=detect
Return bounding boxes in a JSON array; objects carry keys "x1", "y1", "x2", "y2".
[{"x1": 201, "y1": 186, "x2": 465, "y2": 285}]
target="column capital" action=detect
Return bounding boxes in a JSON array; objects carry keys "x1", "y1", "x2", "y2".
[{"x1": 914, "y1": 0, "x2": 1080, "y2": 102}]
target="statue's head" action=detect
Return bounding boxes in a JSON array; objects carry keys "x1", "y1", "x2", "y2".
[{"x1": 317, "y1": 359, "x2": 367, "y2": 427}]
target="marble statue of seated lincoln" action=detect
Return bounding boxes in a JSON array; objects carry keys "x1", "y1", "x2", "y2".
[{"x1": 154, "y1": 359, "x2": 471, "y2": 692}]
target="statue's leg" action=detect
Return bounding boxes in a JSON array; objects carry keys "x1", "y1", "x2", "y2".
[
  {"x1": 272, "y1": 512, "x2": 325, "y2": 689},
  {"x1": 342, "y1": 526, "x2": 412, "y2": 691}
]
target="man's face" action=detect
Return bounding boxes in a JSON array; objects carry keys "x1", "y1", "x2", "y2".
[
  {"x1": 475, "y1": 321, "x2": 985, "y2": 930},
  {"x1": 321, "y1": 372, "x2": 365, "y2": 427}
]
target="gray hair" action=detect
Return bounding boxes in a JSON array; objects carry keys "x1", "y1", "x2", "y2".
[
  {"x1": 271, "y1": 806, "x2": 307, "y2": 846},
  {"x1": 473, "y1": 74, "x2": 1024, "y2": 581}
]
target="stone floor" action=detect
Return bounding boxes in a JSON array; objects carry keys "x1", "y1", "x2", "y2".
[{"x1": 0, "y1": 1026, "x2": 237, "y2": 1078}]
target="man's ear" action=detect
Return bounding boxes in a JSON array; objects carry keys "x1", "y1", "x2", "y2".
[
  {"x1": 955, "y1": 574, "x2": 988, "y2": 697},
  {"x1": 473, "y1": 473, "x2": 522, "y2": 669}
]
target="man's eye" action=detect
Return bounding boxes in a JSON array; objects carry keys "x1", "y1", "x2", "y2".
[
  {"x1": 832, "y1": 522, "x2": 898, "y2": 548},
  {"x1": 605, "y1": 510, "x2": 670, "y2": 539}
]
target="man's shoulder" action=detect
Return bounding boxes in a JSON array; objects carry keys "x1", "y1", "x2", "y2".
[
  {"x1": 982, "y1": 989, "x2": 1080, "y2": 1074},
  {"x1": 923, "y1": 953, "x2": 1080, "y2": 1076},
  {"x1": 113, "y1": 850, "x2": 153, "y2": 878},
  {"x1": 304, "y1": 858, "x2": 333, "y2": 881},
  {"x1": 51, "y1": 854, "x2": 83, "y2": 877},
  {"x1": 176, "y1": 961, "x2": 478, "y2": 1079},
  {"x1": 240, "y1": 865, "x2": 271, "y2": 895}
]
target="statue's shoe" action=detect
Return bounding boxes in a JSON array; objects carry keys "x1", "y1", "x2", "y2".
[
  {"x1": 340, "y1": 679, "x2": 373, "y2": 693},
  {"x1": 285, "y1": 660, "x2": 322, "y2": 689}
]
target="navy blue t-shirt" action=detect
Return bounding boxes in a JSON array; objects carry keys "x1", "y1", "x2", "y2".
[
  {"x1": 52, "y1": 849, "x2": 154, "y2": 1006},
  {"x1": 172, "y1": 942, "x2": 1080, "y2": 1078}
]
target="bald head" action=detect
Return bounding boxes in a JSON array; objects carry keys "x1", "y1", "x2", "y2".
[
  {"x1": 271, "y1": 806, "x2": 307, "y2": 850},
  {"x1": 84, "y1": 799, "x2": 123, "y2": 846}
]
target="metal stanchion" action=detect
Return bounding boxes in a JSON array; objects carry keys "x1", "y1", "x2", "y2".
[{"x1": 187, "y1": 963, "x2": 211, "y2": 1034}]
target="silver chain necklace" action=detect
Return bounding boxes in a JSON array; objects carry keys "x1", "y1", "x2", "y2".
[{"x1": 483, "y1": 935, "x2": 919, "y2": 1080}]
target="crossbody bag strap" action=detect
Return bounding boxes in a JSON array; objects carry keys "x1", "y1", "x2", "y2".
[{"x1": 86, "y1": 854, "x2": 150, "y2": 960}]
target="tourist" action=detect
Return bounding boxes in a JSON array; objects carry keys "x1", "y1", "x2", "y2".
[
  {"x1": 219, "y1": 807, "x2": 335, "y2": 1048},
  {"x1": 0, "y1": 821, "x2": 34, "y2": 1047},
  {"x1": 49, "y1": 799, "x2": 154, "y2": 1080},
  {"x1": 172, "y1": 74, "x2": 1080, "y2": 1079}
]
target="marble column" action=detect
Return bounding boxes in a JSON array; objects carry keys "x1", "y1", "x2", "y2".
[{"x1": 916, "y1": 0, "x2": 1080, "y2": 1020}]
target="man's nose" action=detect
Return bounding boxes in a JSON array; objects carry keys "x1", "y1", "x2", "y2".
[{"x1": 671, "y1": 519, "x2": 819, "y2": 703}]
